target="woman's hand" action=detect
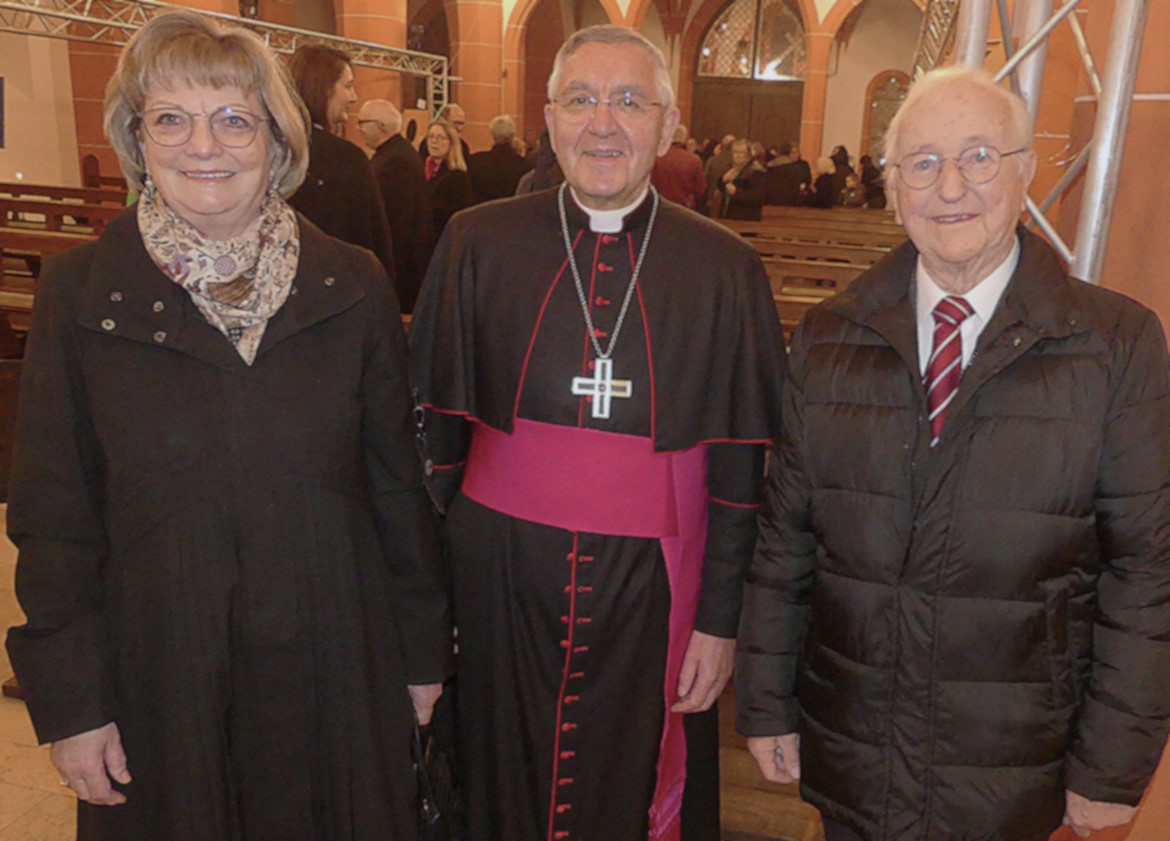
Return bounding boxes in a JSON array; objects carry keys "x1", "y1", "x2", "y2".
[
  {"x1": 408, "y1": 683, "x2": 444, "y2": 726},
  {"x1": 51, "y1": 722, "x2": 132, "y2": 806},
  {"x1": 724, "y1": 183, "x2": 738, "y2": 196}
]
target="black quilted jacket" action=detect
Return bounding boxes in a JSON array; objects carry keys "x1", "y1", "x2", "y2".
[{"x1": 737, "y1": 228, "x2": 1170, "y2": 840}]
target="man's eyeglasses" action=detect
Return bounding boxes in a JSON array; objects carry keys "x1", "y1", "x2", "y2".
[
  {"x1": 140, "y1": 106, "x2": 268, "y2": 148},
  {"x1": 895, "y1": 145, "x2": 1028, "y2": 190},
  {"x1": 551, "y1": 92, "x2": 664, "y2": 121}
]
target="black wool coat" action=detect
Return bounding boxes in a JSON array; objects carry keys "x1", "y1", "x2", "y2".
[
  {"x1": 6, "y1": 210, "x2": 451, "y2": 841},
  {"x1": 370, "y1": 134, "x2": 435, "y2": 313},
  {"x1": 467, "y1": 143, "x2": 531, "y2": 204},
  {"x1": 737, "y1": 229, "x2": 1170, "y2": 840},
  {"x1": 291, "y1": 127, "x2": 397, "y2": 290}
]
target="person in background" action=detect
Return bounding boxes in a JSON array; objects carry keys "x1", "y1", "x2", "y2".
[
  {"x1": 651, "y1": 123, "x2": 707, "y2": 210},
  {"x1": 418, "y1": 102, "x2": 471, "y2": 161},
  {"x1": 287, "y1": 44, "x2": 395, "y2": 281},
  {"x1": 467, "y1": 114, "x2": 531, "y2": 204},
  {"x1": 703, "y1": 133, "x2": 735, "y2": 216},
  {"x1": 720, "y1": 138, "x2": 766, "y2": 220},
  {"x1": 737, "y1": 66, "x2": 1170, "y2": 841},
  {"x1": 826, "y1": 143, "x2": 852, "y2": 204},
  {"x1": 357, "y1": 98, "x2": 435, "y2": 313},
  {"x1": 424, "y1": 119, "x2": 475, "y2": 233},
  {"x1": 515, "y1": 128, "x2": 564, "y2": 195},
  {"x1": 6, "y1": 11, "x2": 450, "y2": 840},
  {"x1": 860, "y1": 153, "x2": 887, "y2": 208},
  {"x1": 841, "y1": 171, "x2": 867, "y2": 207},
  {"x1": 806, "y1": 155, "x2": 837, "y2": 208},
  {"x1": 765, "y1": 140, "x2": 812, "y2": 206}
]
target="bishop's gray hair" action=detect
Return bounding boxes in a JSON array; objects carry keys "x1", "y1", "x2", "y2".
[{"x1": 546, "y1": 25, "x2": 675, "y2": 111}]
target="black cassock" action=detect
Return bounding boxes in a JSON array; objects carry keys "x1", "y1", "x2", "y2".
[{"x1": 410, "y1": 189, "x2": 786, "y2": 841}]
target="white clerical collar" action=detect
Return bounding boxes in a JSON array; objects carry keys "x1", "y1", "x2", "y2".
[
  {"x1": 916, "y1": 236, "x2": 1020, "y2": 326},
  {"x1": 570, "y1": 186, "x2": 651, "y2": 233}
]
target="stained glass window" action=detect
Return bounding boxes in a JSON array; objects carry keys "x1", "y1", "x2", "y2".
[{"x1": 698, "y1": 0, "x2": 805, "y2": 81}]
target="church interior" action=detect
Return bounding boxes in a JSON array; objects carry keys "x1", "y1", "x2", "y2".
[{"x1": 1, "y1": 0, "x2": 1169, "y2": 838}]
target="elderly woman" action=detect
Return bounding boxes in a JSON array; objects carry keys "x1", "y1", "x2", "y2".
[
  {"x1": 5, "y1": 10, "x2": 449, "y2": 841},
  {"x1": 423, "y1": 119, "x2": 475, "y2": 232},
  {"x1": 720, "y1": 138, "x2": 766, "y2": 220}
]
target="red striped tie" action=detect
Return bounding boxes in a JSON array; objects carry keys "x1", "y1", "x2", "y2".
[{"x1": 924, "y1": 295, "x2": 975, "y2": 447}]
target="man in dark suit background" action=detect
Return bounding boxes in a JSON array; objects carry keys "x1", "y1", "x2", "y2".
[
  {"x1": 467, "y1": 115, "x2": 531, "y2": 204},
  {"x1": 358, "y1": 99, "x2": 436, "y2": 314}
]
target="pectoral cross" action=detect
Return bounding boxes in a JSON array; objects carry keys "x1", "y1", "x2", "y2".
[{"x1": 571, "y1": 358, "x2": 633, "y2": 419}]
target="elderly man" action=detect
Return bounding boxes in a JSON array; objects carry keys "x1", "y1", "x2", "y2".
[
  {"x1": 736, "y1": 66, "x2": 1170, "y2": 841},
  {"x1": 357, "y1": 99, "x2": 435, "y2": 313},
  {"x1": 651, "y1": 124, "x2": 706, "y2": 209},
  {"x1": 411, "y1": 24, "x2": 785, "y2": 841},
  {"x1": 467, "y1": 114, "x2": 531, "y2": 203}
]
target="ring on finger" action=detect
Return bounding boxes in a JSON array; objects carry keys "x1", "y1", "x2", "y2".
[{"x1": 58, "y1": 778, "x2": 70, "y2": 787}]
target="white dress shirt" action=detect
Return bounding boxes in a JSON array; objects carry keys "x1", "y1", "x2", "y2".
[{"x1": 915, "y1": 238, "x2": 1020, "y2": 376}]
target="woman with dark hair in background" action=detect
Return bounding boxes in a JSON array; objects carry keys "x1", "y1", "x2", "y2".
[{"x1": 287, "y1": 44, "x2": 395, "y2": 282}]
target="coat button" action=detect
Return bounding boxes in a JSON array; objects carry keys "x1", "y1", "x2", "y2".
[
  {"x1": 153, "y1": 331, "x2": 167, "y2": 343},
  {"x1": 153, "y1": 301, "x2": 165, "y2": 313},
  {"x1": 109, "y1": 291, "x2": 123, "y2": 302},
  {"x1": 323, "y1": 276, "x2": 336, "y2": 287},
  {"x1": 101, "y1": 318, "x2": 116, "y2": 331}
]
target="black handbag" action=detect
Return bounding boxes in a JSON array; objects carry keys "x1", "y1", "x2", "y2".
[{"x1": 413, "y1": 696, "x2": 465, "y2": 841}]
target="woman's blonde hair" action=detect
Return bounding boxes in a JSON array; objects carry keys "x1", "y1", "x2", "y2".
[
  {"x1": 103, "y1": 9, "x2": 310, "y2": 196},
  {"x1": 426, "y1": 119, "x2": 467, "y2": 172}
]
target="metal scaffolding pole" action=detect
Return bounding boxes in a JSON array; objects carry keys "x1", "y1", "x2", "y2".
[
  {"x1": 954, "y1": 0, "x2": 993, "y2": 67},
  {"x1": 1012, "y1": 0, "x2": 1056, "y2": 126},
  {"x1": 1070, "y1": 0, "x2": 1148, "y2": 283},
  {"x1": 0, "y1": 0, "x2": 451, "y2": 115}
]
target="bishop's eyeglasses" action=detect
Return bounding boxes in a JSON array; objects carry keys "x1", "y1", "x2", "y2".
[
  {"x1": 140, "y1": 106, "x2": 268, "y2": 148},
  {"x1": 894, "y1": 145, "x2": 1027, "y2": 190},
  {"x1": 551, "y1": 91, "x2": 664, "y2": 121}
]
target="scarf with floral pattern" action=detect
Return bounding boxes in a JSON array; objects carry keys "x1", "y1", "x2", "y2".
[{"x1": 137, "y1": 183, "x2": 300, "y2": 365}]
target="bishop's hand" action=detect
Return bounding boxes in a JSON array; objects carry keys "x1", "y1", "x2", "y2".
[{"x1": 671, "y1": 630, "x2": 734, "y2": 713}]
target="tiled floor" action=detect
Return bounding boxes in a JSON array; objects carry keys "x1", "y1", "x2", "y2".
[{"x1": 0, "y1": 506, "x2": 76, "y2": 841}]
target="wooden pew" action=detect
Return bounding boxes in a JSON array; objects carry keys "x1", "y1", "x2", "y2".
[
  {"x1": 750, "y1": 238, "x2": 889, "y2": 266},
  {"x1": 725, "y1": 219, "x2": 907, "y2": 251},
  {"x1": 762, "y1": 204, "x2": 900, "y2": 227},
  {"x1": 0, "y1": 197, "x2": 123, "y2": 235},
  {"x1": 0, "y1": 181, "x2": 128, "y2": 207}
]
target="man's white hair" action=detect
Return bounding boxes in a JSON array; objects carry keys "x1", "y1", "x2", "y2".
[
  {"x1": 361, "y1": 99, "x2": 402, "y2": 134},
  {"x1": 546, "y1": 25, "x2": 675, "y2": 111},
  {"x1": 490, "y1": 114, "x2": 517, "y2": 143},
  {"x1": 881, "y1": 67, "x2": 1033, "y2": 170}
]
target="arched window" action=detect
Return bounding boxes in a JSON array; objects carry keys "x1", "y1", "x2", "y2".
[
  {"x1": 697, "y1": 0, "x2": 805, "y2": 81},
  {"x1": 862, "y1": 70, "x2": 910, "y2": 159}
]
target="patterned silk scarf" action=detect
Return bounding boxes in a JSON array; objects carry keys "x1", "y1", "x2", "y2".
[{"x1": 137, "y1": 183, "x2": 300, "y2": 365}]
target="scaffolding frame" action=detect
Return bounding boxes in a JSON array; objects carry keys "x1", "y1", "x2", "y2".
[
  {"x1": 910, "y1": 0, "x2": 1149, "y2": 285},
  {"x1": 0, "y1": 0, "x2": 451, "y2": 115}
]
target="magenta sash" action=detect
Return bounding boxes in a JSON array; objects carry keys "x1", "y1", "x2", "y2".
[{"x1": 461, "y1": 418, "x2": 708, "y2": 841}]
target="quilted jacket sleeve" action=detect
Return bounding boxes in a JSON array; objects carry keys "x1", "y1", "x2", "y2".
[
  {"x1": 1067, "y1": 309, "x2": 1170, "y2": 804},
  {"x1": 735, "y1": 321, "x2": 817, "y2": 737}
]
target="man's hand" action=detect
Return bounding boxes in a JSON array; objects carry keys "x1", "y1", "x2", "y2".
[
  {"x1": 1063, "y1": 790, "x2": 1137, "y2": 837},
  {"x1": 746, "y1": 733, "x2": 800, "y2": 784},
  {"x1": 671, "y1": 630, "x2": 734, "y2": 713},
  {"x1": 408, "y1": 683, "x2": 444, "y2": 726},
  {"x1": 51, "y1": 722, "x2": 131, "y2": 806}
]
